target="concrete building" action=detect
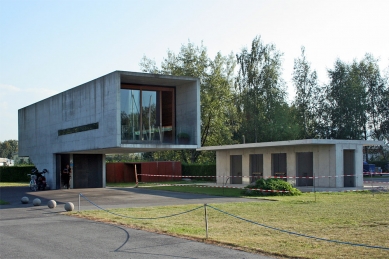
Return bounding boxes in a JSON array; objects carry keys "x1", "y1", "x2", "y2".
[
  {"x1": 198, "y1": 139, "x2": 384, "y2": 191},
  {"x1": 18, "y1": 71, "x2": 200, "y2": 189}
]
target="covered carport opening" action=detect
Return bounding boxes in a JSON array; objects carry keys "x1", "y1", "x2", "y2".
[{"x1": 56, "y1": 154, "x2": 103, "y2": 189}]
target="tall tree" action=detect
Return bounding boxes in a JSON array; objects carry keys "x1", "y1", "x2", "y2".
[
  {"x1": 235, "y1": 36, "x2": 296, "y2": 143},
  {"x1": 140, "y1": 42, "x2": 238, "y2": 163},
  {"x1": 0, "y1": 140, "x2": 18, "y2": 159},
  {"x1": 292, "y1": 47, "x2": 321, "y2": 139},
  {"x1": 326, "y1": 59, "x2": 367, "y2": 139},
  {"x1": 359, "y1": 54, "x2": 387, "y2": 141}
]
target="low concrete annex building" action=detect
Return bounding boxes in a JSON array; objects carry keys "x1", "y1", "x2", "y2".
[
  {"x1": 18, "y1": 71, "x2": 200, "y2": 189},
  {"x1": 198, "y1": 139, "x2": 384, "y2": 190}
]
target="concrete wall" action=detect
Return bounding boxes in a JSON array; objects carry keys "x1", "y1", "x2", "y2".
[
  {"x1": 18, "y1": 72, "x2": 119, "y2": 187},
  {"x1": 18, "y1": 71, "x2": 200, "y2": 189},
  {"x1": 175, "y1": 81, "x2": 200, "y2": 146},
  {"x1": 215, "y1": 143, "x2": 364, "y2": 189}
]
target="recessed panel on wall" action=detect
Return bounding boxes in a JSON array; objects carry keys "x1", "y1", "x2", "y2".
[
  {"x1": 230, "y1": 155, "x2": 242, "y2": 184},
  {"x1": 272, "y1": 153, "x2": 287, "y2": 180},
  {"x1": 296, "y1": 152, "x2": 313, "y2": 186},
  {"x1": 343, "y1": 150, "x2": 355, "y2": 187},
  {"x1": 249, "y1": 154, "x2": 263, "y2": 183}
]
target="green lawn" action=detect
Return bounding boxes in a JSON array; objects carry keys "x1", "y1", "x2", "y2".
[
  {"x1": 0, "y1": 182, "x2": 29, "y2": 187},
  {"x1": 72, "y1": 188, "x2": 389, "y2": 259}
]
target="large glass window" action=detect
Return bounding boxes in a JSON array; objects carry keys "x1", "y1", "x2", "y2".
[{"x1": 121, "y1": 85, "x2": 174, "y2": 144}]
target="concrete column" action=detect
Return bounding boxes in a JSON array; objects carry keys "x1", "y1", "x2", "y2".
[
  {"x1": 242, "y1": 150, "x2": 250, "y2": 185},
  {"x1": 287, "y1": 151, "x2": 296, "y2": 186},
  {"x1": 355, "y1": 145, "x2": 363, "y2": 187},
  {"x1": 335, "y1": 144, "x2": 343, "y2": 187},
  {"x1": 102, "y1": 154, "x2": 106, "y2": 188},
  {"x1": 263, "y1": 152, "x2": 271, "y2": 178}
]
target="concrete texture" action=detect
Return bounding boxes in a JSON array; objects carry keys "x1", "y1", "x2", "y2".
[
  {"x1": 0, "y1": 187, "x2": 274, "y2": 259},
  {"x1": 199, "y1": 139, "x2": 384, "y2": 189},
  {"x1": 18, "y1": 71, "x2": 201, "y2": 189}
]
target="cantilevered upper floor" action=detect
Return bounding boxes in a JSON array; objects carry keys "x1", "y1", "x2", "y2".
[{"x1": 18, "y1": 71, "x2": 200, "y2": 156}]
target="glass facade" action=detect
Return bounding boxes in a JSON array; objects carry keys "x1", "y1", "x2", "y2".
[{"x1": 121, "y1": 85, "x2": 175, "y2": 144}]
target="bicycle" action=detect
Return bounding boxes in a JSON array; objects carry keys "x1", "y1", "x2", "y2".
[{"x1": 28, "y1": 173, "x2": 37, "y2": 191}]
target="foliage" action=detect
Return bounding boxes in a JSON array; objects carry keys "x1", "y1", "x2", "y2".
[
  {"x1": 235, "y1": 36, "x2": 298, "y2": 143},
  {"x1": 181, "y1": 163, "x2": 216, "y2": 181},
  {"x1": 138, "y1": 37, "x2": 388, "y2": 165},
  {"x1": 106, "y1": 153, "x2": 142, "y2": 163},
  {"x1": 292, "y1": 47, "x2": 322, "y2": 139},
  {"x1": 140, "y1": 41, "x2": 239, "y2": 163},
  {"x1": 242, "y1": 178, "x2": 302, "y2": 196},
  {"x1": 0, "y1": 140, "x2": 18, "y2": 159},
  {"x1": 0, "y1": 166, "x2": 35, "y2": 182}
]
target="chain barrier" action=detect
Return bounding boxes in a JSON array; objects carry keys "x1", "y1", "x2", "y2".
[
  {"x1": 138, "y1": 173, "x2": 389, "y2": 179},
  {"x1": 78, "y1": 193, "x2": 203, "y2": 219},
  {"x1": 206, "y1": 205, "x2": 389, "y2": 251},
  {"x1": 149, "y1": 183, "x2": 290, "y2": 193},
  {"x1": 77, "y1": 193, "x2": 389, "y2": 251}
]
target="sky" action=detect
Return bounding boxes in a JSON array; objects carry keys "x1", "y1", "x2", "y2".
[{"x1": 1, "y1": 0, "x2": 388, "y2": 141}]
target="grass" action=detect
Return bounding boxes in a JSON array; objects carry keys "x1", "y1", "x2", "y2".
[
  {"x1": 0, "y1": 182, "x2": 29, "y2": 187},
  {"x1": 0, "y1": 199, "x2": 10, "y2": 205},
  {"x1": 71, "y1": 188, "x2": 389, "y2": 259}
]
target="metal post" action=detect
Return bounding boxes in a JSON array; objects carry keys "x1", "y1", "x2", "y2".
[
  {"x1": 78, "y1": 193, "x2": 81, "y2": 212},
  {"x1": 371, "y1": 172, "x2": 374, "y2": 197},
  {"x1": 204, "y1": 204, "x2": 208, "y2": 239},
  {"x1": 135, "y1": 164, "x2": 139, "y2": 188},
  {"x1": 313, "y1": 172, "x2": 316, "y2": 202},
  {"x1": 223, "y1": 174, "x2": 225, "y2": 196}
]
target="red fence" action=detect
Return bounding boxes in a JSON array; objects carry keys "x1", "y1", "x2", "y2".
[{"x1": 106, "y1": 162, "x2": 181, "y2": 183}]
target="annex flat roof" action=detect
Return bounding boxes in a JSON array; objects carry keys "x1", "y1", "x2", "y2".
[{"x1": 197, "y1": 139, "x2": 385, "y2": 151}]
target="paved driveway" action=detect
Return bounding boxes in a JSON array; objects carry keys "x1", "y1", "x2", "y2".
[{"x1": 0, "y1": 187, "x2": 274, "y2": 259}]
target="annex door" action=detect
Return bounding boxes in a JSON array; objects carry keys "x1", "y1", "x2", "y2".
[
  {"x1": 343, "y1": 150, "x2": 355, "y2": 187},
  {"x1": 249, "y1": 154, "x2": 263, "y2": 183},
  {"x1": 296, "y1": 152, "x2": 313, "y2": 186},
  {"x1": 230, "y1": 155, "x2": 242, "y2": 184},
  {"x1": 272, "y1": 153, "x2": 287, "y2": 180}
]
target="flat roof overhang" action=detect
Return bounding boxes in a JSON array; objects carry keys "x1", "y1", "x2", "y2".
[
  {"x1": 197, "y1": 139, "x2": 385, "y2": 152},
  {"x1": 119, "y1": 71, "x2": 199, "y2": 86},
  {"x1": 60, "y1": 144, "x2": 198, "y2": 155}
]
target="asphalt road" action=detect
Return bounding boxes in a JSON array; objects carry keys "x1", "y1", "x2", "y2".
[{"x1": 0, "y1": 187, "x2": 274, "y2": 259}]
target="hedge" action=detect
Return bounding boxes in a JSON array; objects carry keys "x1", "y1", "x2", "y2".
[
  {"x1": 181, "y1": 163, "x2": 216, "y2": 181},
  {"x1": 0, "y1": 166, "x2": 35, "y2": 182}
]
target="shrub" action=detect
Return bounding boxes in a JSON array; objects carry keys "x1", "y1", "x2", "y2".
[
  {"x1": 242, "y1": 178, "x2": 302, "y2": 196},
  {"x1": 0, "y1": 166, "x2": 35, "y2": 182}
]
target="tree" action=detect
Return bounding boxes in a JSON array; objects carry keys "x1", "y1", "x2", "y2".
[
  {"x1": 0, "y1": 140, "x2": 18, "y2": 159},
  {"x1": 292, "y1": 47, "x2": 321, "y2": 139},
  {"x1": 235, "y1": 36, "x2": 296, "y2": 143},
  {"x1": 326, "y1": 59, "x2": 367, "y2": 139},
  {"x1": 359, "y1": 54, "x2": 387, "y2": 141},
  {"x1": 140, "y1": 41, "x2": 238, "y2": 163}
]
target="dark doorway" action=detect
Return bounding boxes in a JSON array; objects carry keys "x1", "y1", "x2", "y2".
[
  {"x1": 56, "y1": 154, "x2": 70, "y2": 189},
  {"x1": 73, "y1": 154, "x2": 103, "y2": 188},
  {"x1": 230, "y1": 155, "x2": 242, "y2": 184},
  {"x1": 296, "y1": 152, "x2": 313, "y2": 186},
  {"x1": 249, "y1": 154, "x2": 263, "y2": 183},
  {"x1": 343, "y1": 150, "x2": 355, "y2": 187},
  {"x1": 272, "y1": 153, "x2": 287, "y2": 180}
]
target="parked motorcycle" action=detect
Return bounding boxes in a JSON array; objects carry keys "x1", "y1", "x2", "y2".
[{"x1": 31, "y1": 168, "x2": 48, "y2": 191}]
